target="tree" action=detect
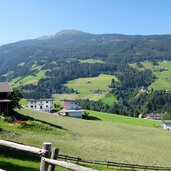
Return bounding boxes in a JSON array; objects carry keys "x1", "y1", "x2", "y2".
[
  {"x1": 8, "y1": 88, "x2": 22, "y2": 113},
  {"x1": 162, "y1": 112, "x2": 171, "y2": 120}
]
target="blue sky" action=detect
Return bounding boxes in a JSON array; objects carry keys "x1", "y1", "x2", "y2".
[{"x1": 0, "y1": 0, "x2": 171, "y2": 44}]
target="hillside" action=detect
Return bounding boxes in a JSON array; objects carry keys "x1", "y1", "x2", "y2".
[
  {"x1": 0, "y1": 30, "x2": 171, "y2": 97},
  {"x1": 53, "y1": 74, "x2": 118, "y2": 105},
  {"x1": 1, "y1": 108, "x2": 170, "y2": 169},
  {"x1": 1, "y1": 30, "x2": 171, "y2": 116}
]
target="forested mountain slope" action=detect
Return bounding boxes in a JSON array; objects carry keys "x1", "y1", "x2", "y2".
[{"x1": 1, "y1": 30, "x2": 171, "y2": 116}]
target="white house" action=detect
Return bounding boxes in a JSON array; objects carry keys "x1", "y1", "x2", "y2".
[
  {"x1": 163, "y1": 120, "x2": 171, "y2": 130},
  {"x1": 27, "y1": 98, "x2": 53, "y2": 112},
  {"x1": 58, "y1": 100, "x2": 83, "y2": 118}
]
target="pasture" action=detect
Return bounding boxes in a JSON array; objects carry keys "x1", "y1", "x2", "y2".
[
  {"x1": 79, "y1": 59, "x2": 105, "y2": 64},
  {"x1": 1, "y1": 109, "x2": 170, "y2": 167},
  {"x1": 130, "y1": 61, "x2": 171, "y2": 90},
  {"x1": 10, "y1": 64, "x2": 47, "y2": 87},
  {"x1": 55, "y1": 74, "x2": 118, "y2": 104}
]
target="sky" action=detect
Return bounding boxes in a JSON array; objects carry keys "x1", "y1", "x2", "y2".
[{"x1": 0, "y1": 0, "x2": 171, "y2": 44}]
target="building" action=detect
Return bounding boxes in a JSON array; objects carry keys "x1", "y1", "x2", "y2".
[
  {"x1": 58, "y1": 100, "x2": 83, "y2": 118},
  {"x1": 0, "y1": 82, "x2": 13, "y2": 115},
  {"x1": 27, "y1": 99, "x2": 53, "y2": 112},
  {"x1": 163, "y1": 120, "x2": 171, "y2": 130},
  {"x1": 146, "y1": 113, "x2": 162, "y2": 120}
]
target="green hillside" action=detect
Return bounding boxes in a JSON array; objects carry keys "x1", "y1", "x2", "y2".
[
  {"x1": 79, "y1": 59, "x2": 105, "y2": 64},
  {"x1": 1, "y1": 109, "x2": 170, "y2": 167},
  {"x1": 130, "y1": 61, "x2": 171, "y2": 90},
  {"x1": 54, "y1": 74, "x2": 118, "y2": 105},
  {"x1": 87, "y1": 110, "x2": 161, "y2": 128}
]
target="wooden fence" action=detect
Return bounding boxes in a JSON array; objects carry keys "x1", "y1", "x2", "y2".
[
  {"x1": 57, "y1": 154, "x2": 171, "y2": 171},
  {"x1": 0, "y1": 140, "x2": 96, "y2": 171},
  {"x1": 0, "y1": 140, "x2": 171, "y2": 171}
]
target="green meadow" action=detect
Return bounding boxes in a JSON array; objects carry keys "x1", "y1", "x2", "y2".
[
  {"x1": 130, "y1": 61, "x2": 171, "y2": 90},
  {"x1": 9, "y1": 63, "x2": 47, "y2": 87},
  {"x1": 79, "y1": 59, "x2": 105, "y2": 64},
  {"x1": 1, "y1": 109, "x2": 170, "y2": 168},
  {"x1": 65, "y1": 74, "x2": 117, "y2": 103}
]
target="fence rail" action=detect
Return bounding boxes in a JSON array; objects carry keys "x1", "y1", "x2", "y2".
[
  {"x1": 0, "y1": 140, "x2": 171, "y2": 171},
  {"x1": 57, "y1": 154, "x2": 171, "y2": 171},
  {"x1": 0, "y1": 140, "x2": 96, "y2": 171}
]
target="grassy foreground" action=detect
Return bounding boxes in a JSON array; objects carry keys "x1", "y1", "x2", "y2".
[{"x1": 1, "y1": 109, "x2": 171, "y2": 167}]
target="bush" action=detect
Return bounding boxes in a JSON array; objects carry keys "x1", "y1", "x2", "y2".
[
  {"x1": 83, "y1": 111, "x2": 89, "y2": 119},
  {"x1": 4, "y1": 116, "x2": 13, "y2": 123}
]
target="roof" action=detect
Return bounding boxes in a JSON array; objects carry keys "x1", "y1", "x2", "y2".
[
  {"x1": 0, "y1": 99, "x2": 11, "y2": 103},
  {"x1": 27, "y1": 98, "x2": 53, "y2": 102},
  {"x1": 0, "y1": 82, "x2": 13, "y2": 93},
  {"x1": 60, "y1": 99, "x2": 75, "y2": 102},
  {"x1": 59, "y1": 109, "x2": 84, "y2": 113}
]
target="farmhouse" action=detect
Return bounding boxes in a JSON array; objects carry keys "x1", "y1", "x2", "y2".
[
  {"x1": 27, "y1": 98, "x2": 53, "y2": 112},
  {"x1": 0, "y1": 82, "x2": 13, "y2": 115},
  {"x1": 146, "y1": 113, "x2": 162, "y2": 120},
  {"x1": 163, "y1": 120, "x2": 171, "y2": 130},
  {"x1": 58, "y1": 100, "x2": 83, "y2": 118}
]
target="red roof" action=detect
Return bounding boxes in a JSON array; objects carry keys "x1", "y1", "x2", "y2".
[{"x1": 0, "y1": 82, "x2": 13, "y2": 93}]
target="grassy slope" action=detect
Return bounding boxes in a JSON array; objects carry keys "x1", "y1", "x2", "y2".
[
  {"x1": 79, "y1": 59, "x2": 105, "y2": 64},
  {"x1": 1, "y1": 108, "x2": 170, "y2": 167},
  {"x1": 53, "y1": 74, "x2": 118, "y2": 105},
  {"x1": 130, "y1": 61, "x2": 171, "y2": 90},
  {"x1": 149, "y1": 61, "x2": 171, "y2": 90},
  {"x1": 87, "y1": 110, "x2": 161, "y2": 128},
  {"x1": 10, "y1": 64, "x2": 47, "y2": 87}
]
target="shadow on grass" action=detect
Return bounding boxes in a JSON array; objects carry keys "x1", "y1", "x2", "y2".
[
  {"x1": 13, "y1": 111, "x2": 67, "y2": 130},
  {"x1": 0, "y1": 160, "x2": 38, "y2": 171},
  {"x1": 87, "y1": 116, "x2": 101, "y2": 121},
  {"x1": 0, "y1": 147, "x2": 40, "y2": 162}
]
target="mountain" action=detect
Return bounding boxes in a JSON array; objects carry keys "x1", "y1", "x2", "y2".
[{"x1": 1, "y1": 30, "x2": 171, "y2": 116}]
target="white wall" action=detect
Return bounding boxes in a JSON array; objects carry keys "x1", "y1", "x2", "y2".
[{"x1": 28, "y1": 100, "x2": 52, "y2": 112}]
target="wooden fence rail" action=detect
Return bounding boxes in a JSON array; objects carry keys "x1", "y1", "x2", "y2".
[
  {"x1": 57, "y1": 154, "x2": 171, "y2": 171},
  {"x1": 1, "y1": 140, "x2": 171, "y2": 171},
  {"x1": 0, "y1": 140, "x2": 47, "y2": 155},
  {"x1": 0, "y1": 140, "x2": 96, "y2": 171}
]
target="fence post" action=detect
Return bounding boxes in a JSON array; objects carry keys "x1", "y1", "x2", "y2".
[
  {"x1": 48, "y1": 148, "x2": 59, "y2": 171},
  {"x1": 40, "y1": 142, "x2": 51, "y2": 171},
  {"x1": 77, "y1": 156, "x2": 80, "y2": 164},
  {"x1": 106, "y1": 161, "x2": 109, "y2": 168}
]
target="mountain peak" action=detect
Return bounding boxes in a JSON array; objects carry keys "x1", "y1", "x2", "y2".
[{"x1": 55, "y1": 29, "x2": 87, "y2": 36}]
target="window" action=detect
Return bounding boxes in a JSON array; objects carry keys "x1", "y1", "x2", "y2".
[
  {"x1": 46, "y1": 101, "x2": 48, "y2": 103},
  {"x1": 31, "y1": 101, "x2": 33, "y2": 104},
  {"x1": 46, "y1": 105, "x2": 48, "y2": 108},
  {"x1": 31, "y1": 106, "x2": 33, "y2": 108}
]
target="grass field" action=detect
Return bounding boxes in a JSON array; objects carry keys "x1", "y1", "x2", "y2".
[
  {"x1": 87, "y1": 110, "x2": 161, "y2": 128},
  {"x1": 130, "y1": 61, "x2": 171, "y2": 90},
  {"x1": 149, "y1": 61, "x2": 171, "y2": 90},
  {"x1": 10, "y1": 64, "x2": 47, "y2": 87},
  {"x1": 54, "y1": 74, "x2": 118, "y2": 105},
  {"x1": 79, "y1": 59, "x2": 105, "y2": 64},
  {"x1": 1, "y1": 109, "x2": 170, "y2": 167}
]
